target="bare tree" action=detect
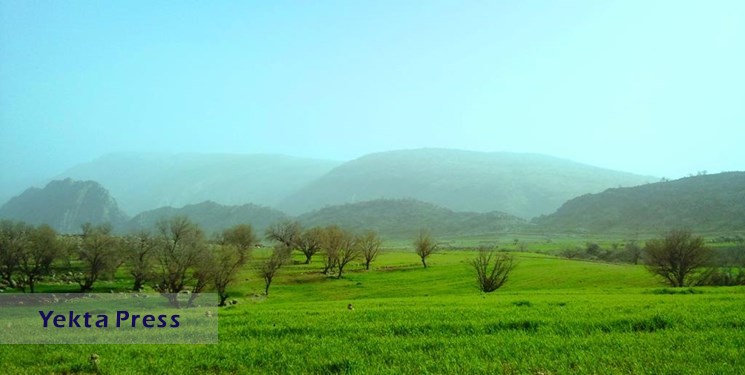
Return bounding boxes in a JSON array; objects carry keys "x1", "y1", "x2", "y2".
[
  {"x1": 320, "y1": 225, "x2": 345, "y2": 275},
  {"x1": 122, "y1": 231, "x2": 157, "y2": 291},
  {"x1": 265, "y1": 220, "x2": 301, "y2": 256},
  {"x1": 210, "y1": 244, "x2": 239, "y2": 306},
  {"x1": 75, "y1": 223, "x2": 121, "y2": 292},
  {"x1": 470, "y1": 247, "x2": 514, "y2": 292},
  {"x1": 153, "y1": 217, "x2": 207, "y2": 306},
  {"x1": 188, "y1": 254, "x2": 215, "y2": 307},
  {"x1": 259, "y1": 247, "x2": 286, "y2": 296},
  {"x1": 644, "y1": 230, "x2": 713, "y2": 287},
  {"x1": 211, "y1": 224, "x2": 256, "y2": 306},
  {"x1": 335, "y1": 231, "x2": 359, "y2": 279},
  {"x1": 221, "y1": 224, "x2": 255, "y2": 263},
  {"x1": 319, "y1": 225, "x2": 358, "y2": 276},
  {"x1": 15, "y1": 224, "x2": 60, "y2": 293},
  {"x1": 414, "y1": 230, "x2": 438, "y2": 268},
  {"x1": 624, "y1": 240, "x2": 642, "y2": 265},
  {"x1": 296, "y1": 227, "x2": 324, "y2": 264},
  {"x1": 358, "y1": 230, "x2": 382, "y2": 270}
]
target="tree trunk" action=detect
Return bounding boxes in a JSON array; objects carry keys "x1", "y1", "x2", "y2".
[
  {"x1": 132, "y1": 278, "x2": 143, "y2": 292},
  {"x1": 164, "y1": 293, "x2": 180, "y2": 308},
  {"x1": 218, "y1": 292, "x2": 228, "y2": 307},
  {"x1": 187, "y1": 292, "x2": 200, "y2": 308},
  {"x1": 80, "y1": 279, "x2": 94, "y2": 293},
  {"x1": 365, "y1": 261, "x2": 370, "y2": 270},
  {"x1": 304, "y1": 254, "x2": 312, "y2": 264},
  {"x1": 421, "y1": 257, "x2": 427, "y2": 268},
  {"x1": 264, "y1": 281, "x2": 271, "y2": 296}
]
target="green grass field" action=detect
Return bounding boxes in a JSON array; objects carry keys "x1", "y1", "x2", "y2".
[{"x1": 1, "y1": 249, "x2": 744, "y2": 374}]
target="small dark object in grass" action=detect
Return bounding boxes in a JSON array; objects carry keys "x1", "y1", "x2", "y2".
[{"x1": 651, "y1": 288, "x2": 703, "y2": 295}]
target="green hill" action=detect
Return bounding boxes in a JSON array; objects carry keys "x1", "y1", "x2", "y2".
[
  {"x1": 532, "y1": 172, "x2": 745, "y2": 233},
  {"x1": 280, "y1": 148, "x2": 654, "y2": 218},
  {"x1": 297, "y1": 198, "x2": 527, "y2": 238},
  {"x1": 0, "y1": 178, "x2": 128, "y2": 233},
  {"x1": 126, "y1": 200, "x2": 290, "y2": 236},
  {"x1": 56, "y1": 152, "x2": 341, "y2": 215}
]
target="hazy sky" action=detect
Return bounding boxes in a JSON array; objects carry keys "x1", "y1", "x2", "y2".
[{"x1": 1, "y1": 0, "x2": 743, "y2": 194}]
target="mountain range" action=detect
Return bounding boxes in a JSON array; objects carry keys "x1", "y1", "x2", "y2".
[
  {"x1": 278, "y1": 149, "x2": 655, "y2": 218},
  {"x1": 2, "y1": 170, "x2": 744, "y2": 237},
  {"x1": 54, "y1": 152, "x2": 341, "y2": 216},
  {"x1": 6, "y1": 148, "x2": 742, "y2": 237},
  {"x1": 29, "y1": 149, "x2": 658, "y2": 219},
  {"x1": 0, "y1": 180, "x2": 527, "y2": 238}
]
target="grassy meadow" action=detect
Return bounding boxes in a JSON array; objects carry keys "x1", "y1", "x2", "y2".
[{"x1": 1, "y1": 246, "x2": 744, "y2": 374}]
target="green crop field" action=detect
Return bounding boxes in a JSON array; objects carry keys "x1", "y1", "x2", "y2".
[{"x1": 1, "y1": 249, "x2": 744, "y2": 374}]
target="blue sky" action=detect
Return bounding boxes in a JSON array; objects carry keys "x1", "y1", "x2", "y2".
[{"x1": 1, "y1": 0, "x2": 743, "y2": 196}]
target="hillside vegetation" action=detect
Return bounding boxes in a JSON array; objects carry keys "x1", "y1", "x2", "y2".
[
  {"x1": 280, "y1": 148, "x2": 654, "y2": 218},
  {"x1": 5, "y1": 149, "x2": 657, "y2": 221},
  {"x1": 1, "y1": 179, "x2": 528, "y2": 237},
  {"x1": 0, "y1": 179, "x2": 127, "y2": 233},
  {"x1": 298, "y1": 198, "x2": 527, "y2": 238},
  {"x1": 5, "y1": 170, "x2": 745, "y2": 237},
  {"x1": 126, "y1": 200, "x2": 289, "y2": 236},
  {"x1": 533, "y1": 172, "x2": 745, "y2": 234}
]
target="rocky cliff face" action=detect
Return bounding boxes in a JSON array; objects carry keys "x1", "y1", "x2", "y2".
[{"x1": 0, "y1": 178, "x2": 128, "y2": 233}]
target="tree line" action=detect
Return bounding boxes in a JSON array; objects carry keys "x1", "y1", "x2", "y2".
[
  {"x1": 4, "y1": 216, "x2": 733, "y2": 304},
  {"x1": 557, "y1": 230, "x2": 745, "y2": 287},
  {"x1": 259, "y1": 220, "x2": 383, "y2": 294},
  {"x1": 0, "y1": 218, "x2": 387, "y2": 305}
]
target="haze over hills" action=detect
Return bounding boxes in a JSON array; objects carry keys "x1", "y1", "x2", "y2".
[
  {"x1": 532, "y1": 172, "x2": 745, "y2": 234},
  {"x1": 54, "y1": 152, "x2": 341, "y2": 216},
  {"x1": 126, "y1": 200, "x2": 289, "y2": 236},
  {"x1": 0, "y1": 148, "x2": 656, "y2": 219},
  {"x1": 280, "y1": 149, "x2": 656, "y2": 219},
  {"x1": 2, "y1": 171, "x2": 743, "y2": 237},
  {"x1": 0, "y1": 177, "x2": 527, "y2": 238},
  {"x1": 297, "y1": 198, "x2": 527, "y2": 239},
  {"x1": 0, "y1": 179, "x2": 128, "y2": 233},
  {"x1": 129, "y1": 198, "x2": 527, "y2": 239}
]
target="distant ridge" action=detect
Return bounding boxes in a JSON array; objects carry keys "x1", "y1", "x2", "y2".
[
  {"x1": 55, "y1": 152, "x2": 341, "y2": 215},
  {"x1": 126, "y1": 200, "x2": 290, "y2": 235},
  {"x1": 127, "y1": 199, "x2": 526, "y2": 239},
  {"x1": 0, "y1": 179, "x2": 128, "y2": 233},
  {"x1": 532, "y1": 172, "x2": 745, "y2": 233},
  {"x1": 298, "y1": 198, "x2": 527, "y2": 238},
  {"x1": 280, "y1": 148, "x2": 655, "y2": 218},
  {"x1": 4, "y1": 172, "x2": 742, "y2": 238},
  {"x1": 0, "y1": 179, "x2": 525, "y2": 238}
]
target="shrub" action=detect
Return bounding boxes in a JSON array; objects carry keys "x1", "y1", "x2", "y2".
[{"x1": 469, "y1": 247, "x2": 515, "y2": 293}]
